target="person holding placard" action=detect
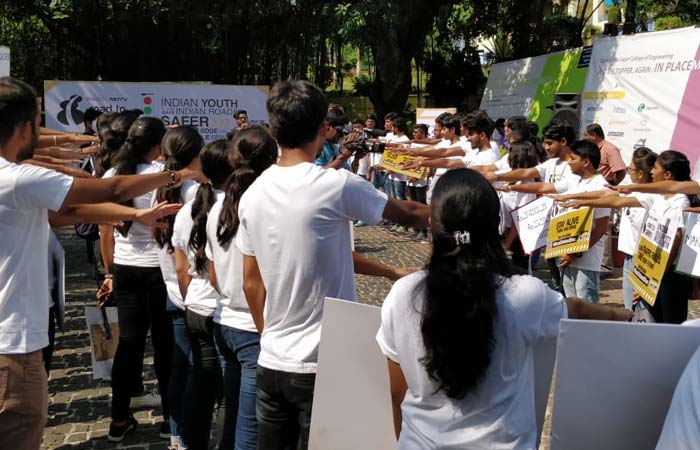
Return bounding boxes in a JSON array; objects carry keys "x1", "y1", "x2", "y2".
[
  {"x1": 376, "y1": 168, "x2": 631, "y2": 450},
  {"x1": 499, "y1": 140, "x2": 609, "y2": 303},
  {"x1": 550, "y1": 147, "x2": 658, "y2": 309},
  {"x1": 569, "y1": 151, "x2": 697, "y2": 323}
]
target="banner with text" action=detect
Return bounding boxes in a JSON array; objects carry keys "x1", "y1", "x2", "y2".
[
  {"x1": 377, "y1": 150, "x2": 428, "y2": 180},
  {"x1": 580, "y1": 28, "x2": 700, "y2": 164},
  {"x1": 512, "y1": 196, "x2": 555, "y2": 255},
  {"x1": 0, "y1": 46, "x2": 9, "y2": 77},
  {"x1": 44, "y1": 81, "x2": 269, "y2": 142},
  {"x1": 480, "y1": 48, "x2": 589, "y2": 132},
  {"x1": 675, "y1": 212, "x2": 700, "y2": 277},
  {"x1": 628, "y1": 208, "x2": 681, "y2": 305},
  {"x1": 544, "y1": 207, "x2": 593, "y2": 259}
]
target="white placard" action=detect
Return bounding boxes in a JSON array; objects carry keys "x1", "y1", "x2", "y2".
[
  {"x1": 676, "y1": 211, "x2": 700, "y2": 277},
  {"x1": 0, "y1": 46, "x2": 9, "y2": 77},
  {"x1": 310, "y1": 298, "x2": 557, "y2": 449},
  {"x1": 549, "y1": 319, "x2": 700, "y2": 450},
  {"x1": 511, "y1": 196, "x2": 555, "y2": 254},
  {"x1": 44, "y1": 80, "x2": 269, "y2": 141}
]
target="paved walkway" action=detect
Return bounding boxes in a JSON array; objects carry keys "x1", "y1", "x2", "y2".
[{"x1": 44, "y1": 226, "x2": 699, "y2": 449}]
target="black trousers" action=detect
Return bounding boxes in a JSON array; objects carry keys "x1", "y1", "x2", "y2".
[
  {"x1": 256, "y1": 366, "x2": 316, "y2": 450},
  {"x1": 182, "y1": 309, "x2": 222, "y2": 450},
  {"x1": 651, "y1": 269, "x2": 690, "y2": 324},
  {"x1": 111, "y1": 264, "x2": 172, "y2": 421}
]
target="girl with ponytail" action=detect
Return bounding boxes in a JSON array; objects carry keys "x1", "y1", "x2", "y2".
[
  {"x1": 171, "y1": 140, "x2": 230, "y2": 450},
  {"x1": 152, "y1": 125, "x2": 204, "y2": 450},
  {"x1": 206, "y1": 127, "x2": 277, "y2": 450},
  {"x1": 101, "y1": 117, "x2": 175, "y2": 443},
  {"x1": 377, "y1": 169, "x2": 631, "y2": 449}
]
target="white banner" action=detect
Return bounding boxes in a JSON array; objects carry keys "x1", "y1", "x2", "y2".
[
  {"x1": 44, "y1": 81, "x2": 269, "y2": 141},
  {"x1": 580, "y1": 28, "x2": 700, "y2": 163},
  {"x1": 416, "y1": 107, "x2": 456, "y2": 138},
  {"x1": 676, "y1": 212, "x2": 700, "y2": 277},
  {"x1": 511, "y1": 196, "x2": 555, "y2": 254},
  {"x1": 0, "y1": 46, "x2": 9, "y2": 77}
]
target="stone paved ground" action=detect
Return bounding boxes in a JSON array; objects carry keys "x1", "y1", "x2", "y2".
[{"x1": 44, "y1": 226, "x2": 699, "y2": 450}]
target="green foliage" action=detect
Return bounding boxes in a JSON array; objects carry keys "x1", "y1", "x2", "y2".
[
  {"x1": 655, "y1": 15, "x2": 689, "y2": 30},
  {"x1": 481, "y1": 32, "x2": 514, "y2": 64},
  {"x1": 607, "y1": 5, "x2": 622, "y2": 24}
]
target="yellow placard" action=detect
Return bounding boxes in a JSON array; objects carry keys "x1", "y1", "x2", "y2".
[
  {"x1": 376, "y1": 150, "x2": 428, "y2": 180},
  {"x1": 544, "y1": 207, "x2": 593, "y2": 259},
  {"x1": 628, "y1": 235, "x2": 669, "y2": 306}
]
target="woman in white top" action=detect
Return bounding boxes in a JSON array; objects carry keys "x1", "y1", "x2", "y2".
[
  {"x1": 376, "y1": 168, "x2": 631, "y2": 449},
  {"x1": 172, "y1": 140, "x2": 229, "y2": 450},
  {"x1": 561, "y1": 150, "x2": 696, "y2": 323},
  {"x1": 207, "y1": 128, "x2": 278, "y2": 450},
  {"x1": 153, "y1": 126, "x2": 204, "y2": 450},
  {"x1": 100, "y1": 117, "x2": 173, "y2": 441},
  {"x1": 550, "y1": 147, "x2": 658, "y2": 310}
]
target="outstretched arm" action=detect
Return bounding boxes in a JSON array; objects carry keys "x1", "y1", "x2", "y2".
[
  {"x1": 500, "y1": 182, "x2": 556, "y2": 195},
  {"x1": 611, "y1": 180, "x2": 700, "y2": 195},
  {"x1": 383, "y1": 198, "x2": 430, "y2": 228}
]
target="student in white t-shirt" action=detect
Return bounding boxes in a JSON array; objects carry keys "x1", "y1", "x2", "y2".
[
  {"x1": 376, "y1": 168, "x2": 631, "y2": 450},
  {"x1": 0, "y1": 77, "x2": 200, "y2": 450},
  {"x1": 549, "y1": 147, "x2": 658, "y2": 309},
  {"x1": 564, "y1": 150, "x2": 697, "y2": 323},
  {"x1": 207, "y1": 128, "x2": 278, "y2": 450},
  {"x1": 151, "y1": 125, "x2": 204, "y2": 450},
  {"x1": 235, "y1": 80, "x2": 429, "y2": 450},
  {"x1": 500, "y1": 140, "x2": 610, "y2": 303},
  {"x1": 172, "y1": 140, "x2": 231, "y2": 449}
]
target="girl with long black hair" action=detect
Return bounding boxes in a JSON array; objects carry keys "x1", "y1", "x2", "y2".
[
  {"x1": 153, "y1": 125, "x2": 204, "y2": 450},
  {"x1": 377, "y1": 169, "x2": 631, "y2": 448},
  {"x1": 565, "y1": 150, "x2": 698, "y2": 323},
  {"x1": 171, "y1": 140, "x2": 230, "y2": 450},
  {"x1": 100, "y1": 117, "x2": 173, "y2": 442},
  {"x1": 206, "y1": 128, "x2": 278, "y2": 450}
]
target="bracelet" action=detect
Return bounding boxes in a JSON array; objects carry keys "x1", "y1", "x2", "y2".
[
  {"x1": 53, "y1": 135, "x2": 57, "y2": 146},
  {"x1": 104, "y1": 274, "x2": 113, "y2": 280},
  {"x1": 166, "y1": 170, "x2": 180, "y2": 187}
]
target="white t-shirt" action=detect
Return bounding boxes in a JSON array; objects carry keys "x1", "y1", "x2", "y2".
[
  {"x1": 156, "y1": 180, "x2": 199, "y2": 311},
  {"x1": 377, "y1": 272, "x2": 567, "y2": 450},
  {"x1": 103, "y1": 162, "x2": 163, "y2": 267},
  {"x1": 535, "y1": 157, "x2": 573, "y2": 184},
  {"x1": 236, "y1": 162, "x2": 388, "y2": 373},
  {"x1": 356, "y1": 154, "x2": 370, "y2": 176},
  {"x1": 0, "y1": 158, "x2": 74, "y2": 353},
  {"x1": 205, "y1": 191, "x2": 256, "y2": 333},
  {"x1": 494, "y1": 154, "x2": 511, "y2": 172},
  {"x1": 386, "y1": 134, "x2": 410, "y2": 182},
  {"x1": 462, "y1": 146, "x2": 500, "y2": 168},
  {"x1": 638, "y1": 193, "x2": 690, "y2": 230},
  {"x1": 172, "y1": 199, "x2": 221, "y2": 317},
  {"x1": 554, "y1": 174, "x2": 611, "y2": 272},
  {"x1": 407, "y1": 144, "x2": 428, "y2": 188},
  {"x1": 654, "y1": 321, "x2": 700, "y2": 450}
]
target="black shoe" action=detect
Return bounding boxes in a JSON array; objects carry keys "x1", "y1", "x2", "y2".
[
  {"x1": 159, "y1": 421, "x2": 171, "y2": 439},
  {"x1": 108, "y1": 415, "x2": 138, "y2": 442}
]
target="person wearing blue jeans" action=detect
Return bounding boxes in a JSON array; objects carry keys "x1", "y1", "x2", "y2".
[
  {"x1": 561, "y1": 266, "x2": 601, "y2": 304},
  {"x1": 622, "y1": 255, "x2": 634, "y2": 310},
  {"x1": 214, "y1": 325, "x2": 261, "y2": 450},
  {"x1": 167, "y1": 300, "x2": 191, "y2": 448}
]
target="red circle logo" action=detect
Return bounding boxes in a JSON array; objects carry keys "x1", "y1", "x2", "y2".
[{"x1": 143, "y1": 96, "x2": 152, "y2": 105}]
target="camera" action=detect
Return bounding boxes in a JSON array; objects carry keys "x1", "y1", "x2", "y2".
[{"x1": 335, "y1": 126, "x2": 387, "y2": 153}]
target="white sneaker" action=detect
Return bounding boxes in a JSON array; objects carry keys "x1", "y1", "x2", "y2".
[{"x1": 130, "y1": 390, "x2": 162, "y2": 409}]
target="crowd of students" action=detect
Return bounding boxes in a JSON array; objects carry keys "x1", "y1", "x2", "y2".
[{"x1": 1, "y1": 73, "x2": 699, "y2": 450}]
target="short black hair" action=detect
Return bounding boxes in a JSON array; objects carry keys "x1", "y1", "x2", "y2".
[
  {"x1": 435, "y1": 112, "x2": 451, "y2": 126},
  {"x1": 353, "y1": 118, "x2": 364, "y2": 126},
  {"x1": 464, "y1": 111, "x2": 494, "y2": 137},
  {"x1": 266, "y1": 80, "x2": 328, "y2": 149},
  {"x1": 365, "y1": 113, "x2": 377, "y2": 121},
  {"x1": 585, "y1": 123, "x2": 605, "y2": 139},
  {"x1": 543, "y1": 119, "x2": 576, "y2": 145},
  {"x1": 506, "y1": 116, "x2": 529, "y2": 134},
  {"x1": 392, "y1": 117, "x2": 408, "y2": 134},
  {"x1": 442, "y1": 114, "x2": 461, "y2": 136},
  {"x1": 84, "y1": 107, "x2": 103, "y2": 122},
  {"x1": 384, "y1": 112, "x2": 398, "y2": 121},
  {"x1": 0, "y1": 77, "x2": 37, "y2": 147},
  {"x1": 569, "y1": 139, "x2": 601, "y2": 170},
  {"x1": 527, "y1": 121, "x2": 539, "y2": 138},
  {"x1": 326, "y1": 105, "x2": 347, "y2": 127},
  {"x1": 414, "y1": 123, "x2": 428, "y2": 135},
  {"x1": 235, "y1": 110, "x2": 248, "y2": 119}
]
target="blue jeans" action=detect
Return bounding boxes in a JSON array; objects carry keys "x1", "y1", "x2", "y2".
[
  {"x1": 391, "y1": 179, "x2": 406, "y2": 200},
  {"x1": 168, "y1": 308, "x2": 191, "y2": 442},
  {"x1": 622, "y1": 255, "x2": 634, "y2": 310},
  {"x1": 214, "y1": 323, "x2": 261, "y2": 450},
  {"x1": 371, "y1": 170, "x2": 386, "y2": 191},
  {"x1": 561, "y1": 266, "x2": 600, "y2": 303}
]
